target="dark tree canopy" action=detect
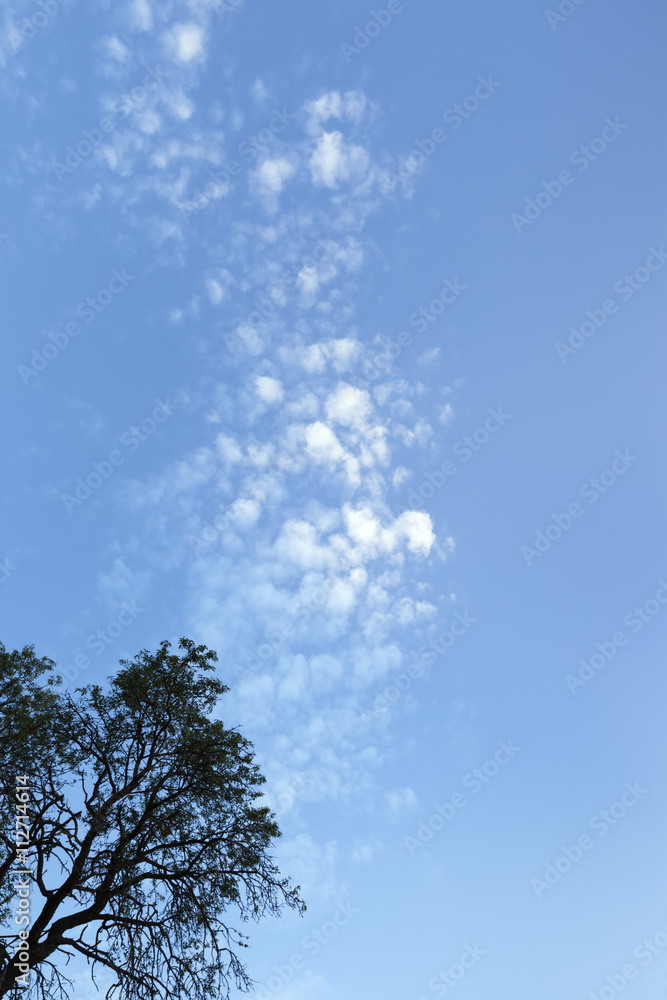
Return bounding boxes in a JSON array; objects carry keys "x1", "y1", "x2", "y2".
[{"x1": 0, "y1": 638, "x2": 305, "y2": 1000}]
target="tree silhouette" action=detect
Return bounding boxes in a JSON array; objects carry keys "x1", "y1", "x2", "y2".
[{"x1": 0, "y1": 638, "x2": 305, "y2": 1000}]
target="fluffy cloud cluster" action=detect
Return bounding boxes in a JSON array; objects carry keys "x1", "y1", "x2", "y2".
[
  {"x1": 309, "y1": 131, "x2": 369, "y2": 189},
  {"x1": 56, "y1": 42, "x2": 453, "y2": 847},
  {"x1": 274, "y1": 504, "x2": 434, "y2": 571}
]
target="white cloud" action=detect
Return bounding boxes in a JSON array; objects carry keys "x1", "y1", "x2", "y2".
[
  {"x1": 392, "y1": 466, "x2": 411, "y2": 487},
  {"x1": 229, "y1": 497, "x2": 261, "y2": 529},
  {"x1": 324, "y1": 338, "x2": 360, "y2": 372},
  {"x1": 277, "y1": 655, "x2": 309, "y2": 702},
  {"x1": 392, "y1": 597, "x2": 417, "y2": 626},
  {"x1": 351, "y1": 839, "x2": 384, "y2": 865},
  {"x1": 82, "y1": 185, "x2": 102, "y2": 210},
  {"x1": 272, "y1": 503, "x2": 435, "y2": 578},
  {"x1": 395, "y1": 418, "x2": 433, "y2": 448},
  {"x1": 385, "y1": 787, "x2": 418, "y2": 817},
  {"x1": 295, "y1": 344, "x2": 326, "y2": 373},
  {"x1": 310, "y1": 653, "x2": 344, "y2": 691},
  {"x1": 255, "y1": 375, "x2": 284, "y2": 404},
  {"x1": 419, "y1": 346, "x2": 440, "y2": 365},
  {"x1": 293, "y1": 246, "x2": 363, "y2": 308},
  {"x1": 103, "y1": 36, "x2": 130, "y2": 62},
  {"x1": 165, "y1": 23, "x2": 206, "y2": 64},
  {"x1": 325, "y1": 383, "x2": 372, "y2": 430},
  {"x1": 395, "y1": 510, "x2": 435, "y2": 556},
  {"x1": 96, "y1": 557, "x2": 151, "y2": 608},
  {"x1": 274, "y1": 520, "x2": 332, "y2": 572},
  {"x1": 286, "y1": 391, "x2": 319, "y2": 418},
  {"x1": 251, "y1": 78, "x2": 269, "y2": 104},
  {"x1": 343, "y1": 90, "x2": 368, "y2": 123},
  {"x1": 305, "y1": 92, "x2": 342, "y2": 130},
  {"x1": 247, "y1": 442, "x2": 274, "y2": 467},
  {"x1": 216, "y1": 433, "x2": 243, "y2": 463},
  {"x1": 309, "y1": 131, "x2": 369, "y2": 189},
  {"x1": 119, "y1": 447, "x2": 215, "y2": 511},
  {"x1": 274, "y1": 834, "x2": 340, "y2": 903},
  {"x1": 296, "y1": 265, "x2": 322, "y2": 299},
  {"x1": 332, "y1": 240, "x2": 364, "y2": 273},
  {"x1": 78, "y1": 77, "x2": 453, "y2": 833},
  {"x1": 206, "y1": 278, "x2": 225, "y2": 304},
  {"x1": 305, "y1": 90, "x2": 368, "y2": 134},
  {"x1": 325, "y1": 579, "x2": 357, "y2": 617},
  {"x1": 128, "y1": 0, "x2": 153, "y2": 31},
  {"x1": 135, "y1": 110, "x2": 162, "y2": 136},
  {"x1": 164, "y1": 91, "x2": 195, "y2": 121},
  {"x1": 344, "y1": 507, "x2": 389, "y2": 556},
  {"x1": 304, "y1": 422, "x2": 346, "y2": 463},
  {"x1": 256, "y1": 157, "x2": 295, "y2": 194},
  {"x1": 303, "y1": 423, "x2": 360, "y2": 486},
  {"x1": 263, "y1": 969, "x2": 335, "y2": 1000}
]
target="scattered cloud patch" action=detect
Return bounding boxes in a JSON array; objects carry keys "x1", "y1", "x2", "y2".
[
  {"x1": 255, "y1": 156, "x2": 295, "y2": 194},
  {"x1": 385, "y1": 787, "x2": 418, "y2": 816},
  {"x1": 127, "y1": 0, "x2": 153, "y2": 30},
  {"x1": 255, "y1": 375, "x2": 285, "y2": 404},
  {"x1": 164, "y1": 23, "x2": 206, "y2": 64},
  {"x1": 309, "y1": 131, "x2": 369, "y2": 189}
]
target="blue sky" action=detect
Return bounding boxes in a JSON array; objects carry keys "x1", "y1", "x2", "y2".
[{"x1": 3, "y1": 0, "x2": 667, "y2": 997}]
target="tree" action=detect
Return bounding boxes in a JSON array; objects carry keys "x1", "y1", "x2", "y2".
[{"x1": 0, "y1": 638, "x2": 305, "y2": 1000}]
